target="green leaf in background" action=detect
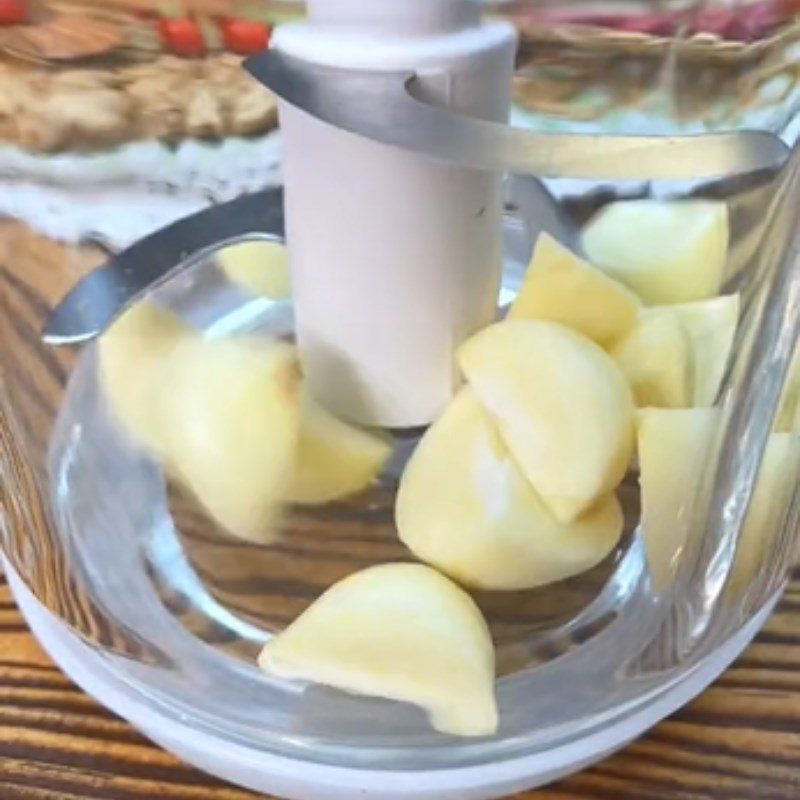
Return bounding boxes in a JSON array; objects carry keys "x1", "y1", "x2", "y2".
[
  {"x1": 240, "y1": 0, "x2": 305, "y2": 24},
  {"x1": 157, "y1": 0, "x2": 183, "y2": 19}
]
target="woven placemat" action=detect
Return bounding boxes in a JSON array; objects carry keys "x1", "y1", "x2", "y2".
[
  {"x1": 0, "y1": 53, "x2": 277, "y2": 152},
  {"x1": 512, "y1": 18, "x2": 800, "y2": 126}
]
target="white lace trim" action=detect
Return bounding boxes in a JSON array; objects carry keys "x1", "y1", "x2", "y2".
[
  {"x1": 3, "y1": 102, "x2": 797, "y2": 250},
  {"x1": 0, "y1": 133, "x2": 283, "y2": 249}
]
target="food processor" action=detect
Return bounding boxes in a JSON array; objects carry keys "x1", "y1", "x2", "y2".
[{"x1": 2, "y1": 0, "x2": 800, "y2": 797}]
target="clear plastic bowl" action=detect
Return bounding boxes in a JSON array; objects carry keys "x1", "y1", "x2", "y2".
[{"x1": 2, "y1": 3, "x2": 800, "y2": 798}]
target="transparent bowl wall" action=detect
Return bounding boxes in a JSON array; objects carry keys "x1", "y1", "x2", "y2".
[
  {"x1": 2, "y1": 3, "x2": 800, "y2": 797},
  {"x1": 496, "y1": 0, "x2": 800, "y2": 140}
]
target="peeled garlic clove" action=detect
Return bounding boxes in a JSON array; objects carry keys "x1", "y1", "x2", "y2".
[
  {"x1": 582, "y1": 199, "x2": 729, "y2": 304},
  {"x1": 397, "y1": 389, "x2": 623, "y2": 590},
  {"x1": 509, "y1": 232, "x2": 640, "y2": 347},
  {"x1": 775, "y1": 347, "x2": 800, "y2": 432},
  {"x1": 217, "y1": 240, "x2": 291, "y2": 300},
  {"x1": 638, "y1": 407, "x2": 720, "y2": 593},
  {"x1": 729, "y1": 433, "x2": 800, "y2": 594},
  {"x1": 99, "y1": 301, "x2": 189, "y2": 454},
  {"x1": 259, "y1": 563, "x2": 497, "y2": 737},
  {"x1": 459, "y1": 320, "x2": 635, "y2": 523},
  {"x1": 671, "y1": 294, "x2": 739, "y2": 406},
  {"x1": 156, "y1": 336, "x2": 301, "y2": 542},
  {"x1": 287, "y1": 398, "x2": 392, "y2": 505},
  {"x1": 610, "y1": 307, "x2": 693, "y2": 408}
]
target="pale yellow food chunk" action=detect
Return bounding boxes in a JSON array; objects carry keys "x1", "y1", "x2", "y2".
[
  {"x1": 729, "y1": 433, "x2": 800, "y2": 594},
  {"x1": 791, "y1": 403, "x2": 800, "y2": 434},
  {"x1": 638, "y1": 407, "x2": 720, "y2": 593},
  {"x1": 671, "y1": 294, "x2": 739, "y2": 406},
  {"x1": 259, "y1": 563, "x2": 497, "y2": 737},
  {"x1": 287, "y1": 399, "x2": 392, "y2": 505},
  {"x1": 99, "y1": 301, "x2": 189, "y2": 454},
  {"x1": 509, "y1": 232, "x2": 640, "y2": 347},
  {"x1": 217, "y1": 240, "x2": 291, "y2": 300},
  {"x1": 155, "y1": 336, "x2": 301, "y2": 542},
  {"x1": 610, "y1": 307, "x2": 692, "y2": 408},
  {"x1": 773, "y1": 348, "x2": 800, "y2": 432},
  {"x1": 396, "y1": 389, "x2": 624, "y2": 590},
  {"x1": 611, "y1": 294, "x2": 739, "y2": 409},
  {"x1": 459, "y1": 320, "x2": 635, "y2": 523},
  {"x1": 582, "y1": 199, "x2": 729, "y2": 304}
]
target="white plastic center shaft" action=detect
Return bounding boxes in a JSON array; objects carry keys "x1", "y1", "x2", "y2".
[
  {"x1": 306, "y1": 0, "x2": 479, "y2": 34},
  {"x1": 274, "y1": 0, "x2": 516, "y2": 427}
]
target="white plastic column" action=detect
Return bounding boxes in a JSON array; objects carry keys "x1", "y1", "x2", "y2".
[{"x1": 274, "y1": 0, "x2": 516, "y2": 427}]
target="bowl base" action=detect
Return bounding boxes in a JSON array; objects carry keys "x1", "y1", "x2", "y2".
[{"x1": 6, "y1": 557, "x2": 776, "y2": 800}]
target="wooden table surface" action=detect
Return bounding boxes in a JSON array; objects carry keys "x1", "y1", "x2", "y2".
[
  {"x1": 1, "y1": 568, "x2": 799, "y2": 800},
  {"x1": 2, "y1": 222, "x2": 800, "y2": 800}
]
